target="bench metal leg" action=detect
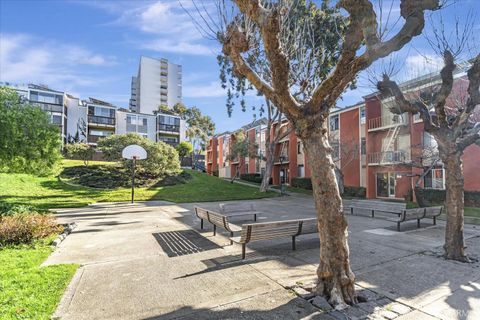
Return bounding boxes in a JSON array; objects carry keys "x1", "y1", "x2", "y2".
[
  {"x1": 230, "y1": 232, "x2": 233, "y2": 245},
  {"x1": 371, "y1": 210, "x2": 375, "y2": 218},
  {"x1": 242, "y1": 244, "x2": 246, "y2": 259},
  {"x1": 433, "y1": 216, "x2": 436, "y2": 225},
  {"x1": 254, "y1": 213, "x2": 257, "y2": 221},
  {"x1": 200, "y1": 219, "x2": 204, "y2": 230},
  {"x1": 397, "y1": 222, "x2": 401, "y2": 231},
  {"x1": 350, "y1": 207, "x2": 354, "y2": 215},
  {"x1": 417, "y1": 219, "x2": 421, "y2": 228},
  {"x1": 292, "y1": 236, "x2": 296, "y2": 251},
  {"x1": 213, "y1": 224, "x2": 216, "y2": 236}
]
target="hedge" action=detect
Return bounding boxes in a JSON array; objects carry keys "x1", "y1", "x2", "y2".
[
  {"x1": 291, "y1": 177, "x2": 313, "y2": 190},
  {"x1": 344, "y1": 186, "x2": 366, "y2": 198},
  {"x1": 415, "y1": 187, "x2": 480, "y2": 208},
  {"x1": 240, "y1": 173, "x2": 263, "y2": 184}
]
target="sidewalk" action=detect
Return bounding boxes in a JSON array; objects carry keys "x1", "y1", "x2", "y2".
[{"x1": 47, "y1": 197, "x2": 480, "y2": 319}]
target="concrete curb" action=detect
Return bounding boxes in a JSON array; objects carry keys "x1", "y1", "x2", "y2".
[{"x1": 52, "y1": 222, "x2": 77, "y2": 247}]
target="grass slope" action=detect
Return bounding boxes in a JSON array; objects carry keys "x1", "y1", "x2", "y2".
[
  {"x1": 0, "y1": 160, "x2": 277, "y2": 209},
  {"x1": 0, "y1": 242, "x2": 78, "y2": 320}
]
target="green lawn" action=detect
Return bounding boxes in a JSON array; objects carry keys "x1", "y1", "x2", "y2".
[
  {"x1": 0, "y1": 160, "x2": 278, "y2": 209},
  {"x1": 0, "y1": 242, "x2": 78, "y2": 320}
]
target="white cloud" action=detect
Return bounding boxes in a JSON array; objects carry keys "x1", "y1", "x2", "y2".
[
  {"x1": 0, "y1": 33, "x2": 116, "y2": 88},
  {"x1": 87, "y1": 0, "x2": 218, "y2": 56}
]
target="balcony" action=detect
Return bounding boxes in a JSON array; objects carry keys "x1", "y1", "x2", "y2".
[
  {"x1": 368, "y1": 113, "x2": 408, "y2": 132},
  {"x1": 157, "y1": 124, "x2": 180, "y2": 133},
  {"x1": 368, "y1": 150, "x2": 410, "y2": 166},
  {"x1": 32, "y1": 102, "x2": 64, "y2": 113},
  {"x1": 88, "y1": 115, "x2": 115, "y2": 127}
]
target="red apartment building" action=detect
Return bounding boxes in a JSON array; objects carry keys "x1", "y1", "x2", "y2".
[{"x1": 207, "y1": 71, "x2": 480, "y2": 202}]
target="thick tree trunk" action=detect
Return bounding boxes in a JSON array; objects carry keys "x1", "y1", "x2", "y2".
[
  {"x1": 443, "y1": 153, "x2": 468, "y2": 261},
  {"x1": 301, "y1": 125, "x2": 356, "y2": 307},
  {"x1": 260, "y1": 141, "x2": 275, "y2": 192}
]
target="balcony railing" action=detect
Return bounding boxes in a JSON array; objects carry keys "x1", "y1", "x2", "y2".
[
  {"x1": 368, "y1": 150, "x2": 410, "y2": 165},
  {"x1": 32, "y1": 102, "x2": 64, "y2": 113},
  {"x1": 368, "y1": 113, "x2": 408, "y2": 131},
  {"x1": 88, "y1": 115, "x2": 115, "y2": 126},
  {"x1": 157, "y1": 124, "x2": 180, "y2": 133}
]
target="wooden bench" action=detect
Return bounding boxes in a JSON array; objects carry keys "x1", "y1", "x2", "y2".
[
  {"x1": 387, "y1": 206, "x2": 444, "y2": 231},
  {"x1": 230, "y1": 218, "x2": 318, "y2": 259},
  {"x1": 387, "y1": 208, "x2": 425, "y2": 231},
  {"x1": 194, "y1": 207, "x2": 241, "y2": 244},
  {"x1": 349, "y1": 200, "x2": 406, "y2": 218},
  {"x1": 424, "y1": 206, "x2": 443, "y2": 225},
  {"x1": 219, "y1": 202, "x2": 261, "y2": 221}
]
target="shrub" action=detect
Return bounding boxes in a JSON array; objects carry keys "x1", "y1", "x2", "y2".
[
  {"x1": 212, "y1": 170, "x2": 219, "y2": 177},
  {"x1": 415, "y1": 187, "x2": 480, "y2": 208},
  {"x1": 176, "y1": 141, "x2": 193, "y2": 158},
  {"x1": 291, "y1": 177, "x2": 313, "y2": 190},
  {"x1": 0, "y1": 203, "x2": 45, "y2": 217},
  {"x1": 240, "y1": 173, "x2": 263, "y2": 184},
  {"x1": 97, "y1": 133, "x2": 181, "y2": 177},
  {"x1": 64, "y1": 143, "x2": 94, "y2": 166},
  {"x1": 343, "y1": 186, "x2": 366, "y2": 198},
  {"x1": 0, "y1": 213, "x2": 62, "y2": 246}
]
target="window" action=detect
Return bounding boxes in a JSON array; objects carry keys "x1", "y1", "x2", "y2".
[
  {"x1": 30, "y1": 91, "x2": 63, "y2": 104},
  {"x1": 424, "y1": 168, "x2": 445, "y2": 189},
  {"x1": 245, "y1": 163, "x2": 249, "y2": 174},
  {"x1": 51, "y1": 114, "x2": 62, "y2": 125},
  {"x1": 413, "y1": 113, "x2": 422, "y2": 122},
  {"x1": 95, "y1": 106, "x2": 113, "y2": 118},
  {"x1": 297, "y1": 142, "x2": 303, "y2": 154},
  {"x1": 331, "y1": 141, "x2": 340, "y2": 160},
  {"x1": 330, "y1": 115, "x2": 339, "y2": 131},
  {"x1": 297, "y1": 165, "x2": 305, "y2": 177},
  {"x1": 360, "y1": 107, "x2": 366, "y2": 124},
  {"x1": 361, "y1": 138, "x2": 366, "y2": 155}
]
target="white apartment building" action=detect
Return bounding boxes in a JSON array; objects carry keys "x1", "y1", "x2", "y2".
[
  {"x1": 129, "y1": 56, "x2": 182, "y2": 114},
  {"x1": 116, "y1": 110, "x2": 157, "y2": 142}
]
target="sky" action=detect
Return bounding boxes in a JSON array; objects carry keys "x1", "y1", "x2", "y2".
[{"x1": 1, "y1": 0, "x2": 478, "y2": 133}]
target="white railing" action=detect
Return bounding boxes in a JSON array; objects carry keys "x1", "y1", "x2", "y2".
[{"x1": 368, "y1": 113, "x2": 408, "y2": 131}]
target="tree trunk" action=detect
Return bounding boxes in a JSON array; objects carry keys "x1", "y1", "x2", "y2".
[
  {"x1": 301, "y1": 125, "x2": 356, "y2": 307},
  {"x1": 260, "y1": 140, "x2": 275, "y2": 192},
  {"x1": 443, "y1": 152, "x2": 468, "y2": 261},
  {"x1": 334, "y1": 166, "x2": 345, "y2": 195}
]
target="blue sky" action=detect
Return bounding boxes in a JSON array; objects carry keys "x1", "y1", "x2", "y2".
[{"x1": 1, "y1": 0, "x2": 478, "y2": 133}]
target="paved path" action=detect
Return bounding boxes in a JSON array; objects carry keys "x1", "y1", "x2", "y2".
[{"x1": 47, "y1": 195, "x2": 480, "y2": 320}]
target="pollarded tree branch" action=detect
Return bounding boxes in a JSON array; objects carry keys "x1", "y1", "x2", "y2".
[
  {"x1": 362, "y1": 0, "x2": 440, "y2": 62},
  {"x1": 455, "y1": 54, "x2": 480, "y2": 130},
  {"x1": 222, "y1": 24, "x2": 277, "y2": 108},
  {"x1": 377, "y1": 74, "x2": 438, "y2": 132},
  {"x1": 456, "y1": 125, "x2": 480, "y2": 152},
  {"x1": 433, "y1": 50, "x2": 455, "y2": 127}
]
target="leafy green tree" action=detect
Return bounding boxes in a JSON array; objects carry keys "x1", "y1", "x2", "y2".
[
  {"x1": 176, "y1": 141, "x2": 193, "y2": 159},
  {"x1": 0, "y1": 87, "x2": 61, "y2": 176},
  {"x1": 228, "y1": 131, "x2": 258, "y2": 182},
  {"x1": 64, "y1": 143, "x2": 94, "y2": 166},
  {"x1": 97, "y1": 133, "x2": 180, "y2": 177}
]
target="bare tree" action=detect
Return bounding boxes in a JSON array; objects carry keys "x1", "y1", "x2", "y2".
[
  {"x1": 378, "y1": 52, "x2": 479, "y2": 262},
  {"x1": 188, "y1": 0, "x2": 440, "y2": 305}
]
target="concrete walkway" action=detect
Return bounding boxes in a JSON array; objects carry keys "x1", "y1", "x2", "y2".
[{"x1": 47, "y1": 195, "x2": 480, "y2": 320}]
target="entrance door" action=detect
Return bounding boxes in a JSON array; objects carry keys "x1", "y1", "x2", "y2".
[
  {"x1": 280, "y1": 168, "x2": 289, "y2": 184},
  {"x1": 376, "y1": 172, "x2": 396, "y2": 198}
]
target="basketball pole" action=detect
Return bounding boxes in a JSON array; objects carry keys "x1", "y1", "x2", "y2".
[{"x1": 131, "y1": 156, "x2": 136, "y2": 203}]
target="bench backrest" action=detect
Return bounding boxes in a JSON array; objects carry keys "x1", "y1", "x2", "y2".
[
  {"x1": 298, "y1": 219, "x2": 318, "y2": 235},
  {"x1": 401, "y1": 208, "x2": 426, "y2": 221},
  {"x1": 220, "y1": 202, "x2": 255, "y2": 214},
  {"x1": 350, "y1": 200, "x2": 406, "y2": 212},
  {"x1": 194, "y1": 207, "x2": 209, "y2": 220},
  {"x1": 238, "y1": 220, "x2": 302, "y2": 243},
  {"x1": 424, "y1": 206, "x2": 443, "y2": 217},
  {"x1": 207, "y1": 210, "x2": 229, "y2": 230}
]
